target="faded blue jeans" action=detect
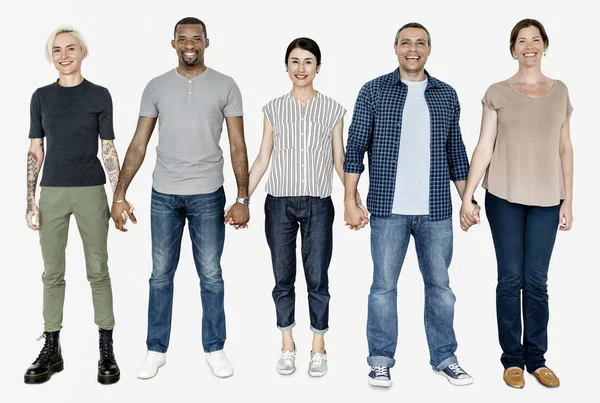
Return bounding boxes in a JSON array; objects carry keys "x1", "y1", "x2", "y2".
[
  {"x1": 146, "y1": 187, "x2": 226, "y2": 353},
  {"x1": 367, "y1": 214, "x2": 459, "y2": 370}
]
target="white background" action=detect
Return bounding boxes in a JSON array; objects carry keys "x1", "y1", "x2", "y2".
[{"x1": 0, "y1": 0, "x2": 598, "y2": 402}]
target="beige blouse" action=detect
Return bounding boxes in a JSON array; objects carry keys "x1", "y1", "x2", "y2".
[{"x1": 481, "y1": 80, "x2": 572, "y2": 206}]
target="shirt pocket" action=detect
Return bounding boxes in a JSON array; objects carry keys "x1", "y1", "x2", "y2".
[
  {"x1": 307, "y1": 121, "x2": 333, "y2": 151},
  {"x1": 273, "y1": 121, "x2": 297, "y2": 150}
]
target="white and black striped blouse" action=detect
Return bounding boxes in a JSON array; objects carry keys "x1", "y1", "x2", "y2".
[{"x1": 263, "y1": 92, "x2": 346, "y2": 198}]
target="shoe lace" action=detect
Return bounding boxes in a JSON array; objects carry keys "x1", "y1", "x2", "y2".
[
  {"x1": 448, "y1": 363, "x2": 465, "y2": 376},
  {"x1": 371, "y1": 366, "x2": 389, "y2": 377},
  {"x1": 100, "y1": 332, "x2": 114, "y2": 359},
  {"x1": 35, "y1": 333, "x2": 55, "y2": 364},
  {"x1": 310, "y1": 353, "x2": 325, "y2": 365},
  {"x1": 207, "y1": 350, "x2": 230, "y2": 365},
  {"x1": 280, "y1": 350, "x2": 296, "y2": 364}
]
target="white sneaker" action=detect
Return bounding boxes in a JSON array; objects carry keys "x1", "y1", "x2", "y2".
[
  {"x1": 276, "y1": 349, "x2": 297, "y2": 375},
  {"x1": 137, "y1": 351, "x2": 166, "y2": 379},
  {"x1": 206, "y1": 350, "x2": 234, "y2": 378},
  {"x1": 308, "y1": 351, "x2": 327, "y2": 377}
]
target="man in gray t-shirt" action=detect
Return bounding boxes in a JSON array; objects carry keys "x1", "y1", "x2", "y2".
[{"x1": 110, "y1": 17, "x2": 250, "y2": 380}]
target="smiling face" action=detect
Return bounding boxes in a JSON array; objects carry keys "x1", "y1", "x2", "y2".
[
  {"x1": 286, "y1": 47, "x2": 319, "y2": 88},
  {"x1": 172, "y1": 24, "x2": 209, "y2": 67},
  {"x1": 52, "y1": 32, "x2": 86, "y2": 76},
  {"x1": 394, "y1": 28, "x2": 431, "y2": 75},
  {"x1": 512, "y1": 25, "x2": 546, "y2": 66},
  {"x1": 395, "y1": 27, "x2": 431, "y2": 77}
]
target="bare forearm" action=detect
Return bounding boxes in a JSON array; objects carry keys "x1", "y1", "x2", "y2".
[
  {"x1": 344, "y1": 172, "x2": 361, "y2": 203},
  {"x1": 114, "y1": 145, "x2": 146, "y2": 199},
  {"x1": 26, "y1": 147, "x2": 44, "y2": 212},
  {"x1": 461, "y1": 147, "x2": 493, "y2": 202},
  {"x1": 231, "y1": 144, "x2": 249, "y2": 197},
  {"x1": 102, "y1": 141, "x2": 121, "y2": 192},
  {"x1": 336, "y1": 162, "x2": 363, "y2": 204},
  {"x1": 248, "y1": 157, "x2": 269, "y2": 198},
  {"x1": 560, "y1": 146, "x2": 574, "y2": 200}
]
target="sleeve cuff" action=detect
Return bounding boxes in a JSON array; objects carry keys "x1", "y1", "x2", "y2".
[{"x1": 343, "y1": 162, "x2": 365, "y2": 174}]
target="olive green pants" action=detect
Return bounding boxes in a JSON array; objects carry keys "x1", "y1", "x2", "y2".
[{"x1": 39, "y1": 186, "x2": 114, "y2": 332}]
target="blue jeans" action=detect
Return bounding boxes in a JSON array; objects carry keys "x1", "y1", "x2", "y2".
[
  {"x1": 265, "y1": 195, "x2": 334, "y2": 333},
  {"x1": 485, "y1": 191, "x2": 561, "y2": 372},
  {"x1": 367, "y1": 214, "x2": 458, "y2": 370},
  {"x1": 146, "y1": 187, "x2": 226, "y2": 353}
]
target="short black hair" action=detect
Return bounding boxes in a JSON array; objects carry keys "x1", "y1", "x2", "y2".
[
  {"x1": 285, "y1": 37, "x2": 321, "y2": 65},
  {"x1": 395, "y1": 22, "x2": 431, "y2": 46},
  {"x1": 174, "y1": 17, "x2": 207, "y2": 38}
]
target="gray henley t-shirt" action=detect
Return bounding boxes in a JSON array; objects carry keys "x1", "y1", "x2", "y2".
[{"x1": 139, "y1": 67, "x2": 243, "y2": 195}]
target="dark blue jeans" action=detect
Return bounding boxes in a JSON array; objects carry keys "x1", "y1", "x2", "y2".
[
  {"x1": 147, "y1": 187, "x2": 226, "y2": 353},
  {"x1": 367, "y1": 215, "x2": 458, "y2": 370},
  {"x1": 485, "y1": 191, "x2": 561, "y2": 372},
  {"x1": 265, "y1": 195, "x2": 334, "y2": 333}
]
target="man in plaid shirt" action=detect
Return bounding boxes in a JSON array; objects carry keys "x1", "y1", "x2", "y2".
[{"x1": 343, "y1": 22, "x2": 479, "y2": 388}]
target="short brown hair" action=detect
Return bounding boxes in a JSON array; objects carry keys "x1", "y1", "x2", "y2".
[{"x1": 509, "y1": 19, "x2": 549, "y2": 56}]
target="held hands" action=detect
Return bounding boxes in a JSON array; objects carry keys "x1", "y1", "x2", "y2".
[
  {"x1": 25, "y1": 203, "x2": 40, "y2": 231},
  {"x1": 559, "y1": 200, "x2": 573, "y2": 231},
  {"x1": 110, "y1": 200, "x2": 137, "y2": 232},
  {"x1": 224, "y1": 203, "x2": 250, "y2": 229},
  {"x1": 344, "y1": 201, "x2": 369, "y2": 230},
  {"x1": 459, "y1": 200, "x2": 481, "y2": 232}
]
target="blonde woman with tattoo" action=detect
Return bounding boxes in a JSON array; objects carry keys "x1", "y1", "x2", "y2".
[{"x1": 24, "y1": 25, "x2": 130, "y2": 385}]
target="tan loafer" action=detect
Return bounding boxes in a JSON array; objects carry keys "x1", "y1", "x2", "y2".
[
  {"x1": 533, "y1": 367, "x2": 560, "y2": 387},
  {"x1": 503, "y1": 367, "x2": 525, "y2": 388}
]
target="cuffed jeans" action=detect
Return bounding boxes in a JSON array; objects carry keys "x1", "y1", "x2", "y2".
[
  {"x1": 146, "y1": 187, "x2": 226, "y2": 353},
  {"x1": 265, "y1": 195, "x2": 334, "y2": 334},
  {"x1": 485, "y1": 191, "x2": 561, "y2": 372},
  {"x1": 367, "y1": 214, "x2": 458, "y2": 370}
]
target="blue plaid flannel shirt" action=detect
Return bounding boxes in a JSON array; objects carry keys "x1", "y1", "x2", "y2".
[{"x1": 344, "y1": 69, "x2": 469, "y2": 220}]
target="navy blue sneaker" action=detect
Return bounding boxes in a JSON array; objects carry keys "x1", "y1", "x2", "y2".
[
  {"x1": 433, "y1": 363, "x2": 473, "y2": 386},
  {"x1": 368, "y1": 366, "x2": 392, "y2": 387}
]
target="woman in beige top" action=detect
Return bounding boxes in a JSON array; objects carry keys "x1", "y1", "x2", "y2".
[{"x1": 459, "y1": 19, "x2": 573, "y2": 389}]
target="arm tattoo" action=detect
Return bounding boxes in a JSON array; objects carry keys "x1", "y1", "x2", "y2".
[
  {"x1": 26, "y1": 146, "x2": 43, "y2": 213},
  {"x1": 102, "y1": 141, "x2": 121, "y2": 192}
]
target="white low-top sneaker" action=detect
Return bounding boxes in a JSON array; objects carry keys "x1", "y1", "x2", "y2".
[
  {"x1": 206, "y1": 350, "x2": 234, "y2": 378},
  {"x1": 308, "y1": 351, "x2": 327, "y2": 377},
  {"x1": 276, "y1": 349, "x2": 297, "y2": 375},
  {"x1": 137, "y1": 351, "x2": 166, "y2": 379}
]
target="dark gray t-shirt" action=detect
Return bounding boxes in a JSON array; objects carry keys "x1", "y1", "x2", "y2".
[
  {"x1": 29, "y1": 79, "x2": 115, "y2": 187},
  {"x1": 139, "y1": 68, "x2": 243, "y2": 194}
]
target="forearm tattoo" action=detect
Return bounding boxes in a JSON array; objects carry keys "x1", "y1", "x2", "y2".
[
  {"x1": 102, "y1": 141, "x2": 121, "y2": 192},
  {"x1": 26, "y1": 146, "x2": 43, "y2": 213}
]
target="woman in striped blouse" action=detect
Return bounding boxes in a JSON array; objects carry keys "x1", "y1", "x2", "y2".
[{"x1": 244, "y1": 37, "x2": 367, "y2": 377}]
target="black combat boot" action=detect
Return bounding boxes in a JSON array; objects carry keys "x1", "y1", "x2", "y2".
[
  {"x1": 24, "y1": 330, "x2": 64, "y2": 384},
  {"x1": 98, "y1": 328, "x2": 120, "y2": 384}
]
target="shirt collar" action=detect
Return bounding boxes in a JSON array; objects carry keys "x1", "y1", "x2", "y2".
[{"x1": 389, "y1": 68, "x2": 441, "y2": 89}]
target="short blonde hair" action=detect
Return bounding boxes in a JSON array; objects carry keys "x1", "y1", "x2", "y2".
[{"x1": 45, "y1": 25, "x2": 88, "y2": 63}]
